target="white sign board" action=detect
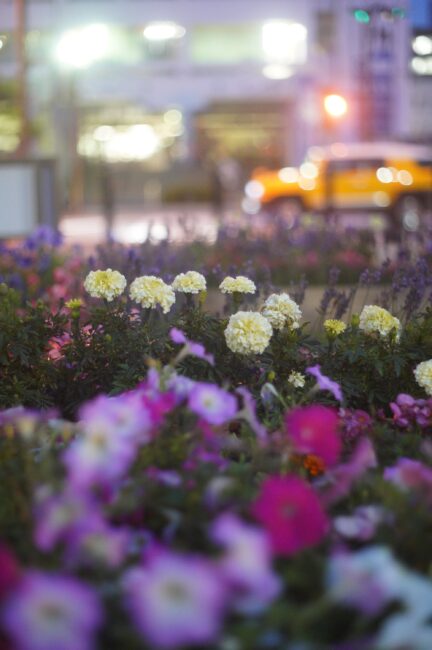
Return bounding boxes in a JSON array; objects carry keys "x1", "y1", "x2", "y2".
[{"x1": 0, "y1": 161, "x2": 57, "y2": 238}]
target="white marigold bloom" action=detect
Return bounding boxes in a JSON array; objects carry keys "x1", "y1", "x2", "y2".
[
  {"x1": 262, "y1": 293, "x2": 302, "y2": 331},
  {"x1": 359, "y1": 305, "x2": 401, "y2": 340},
  {"x1": 225, "y1": 311, "x2": 272, "y2": 355},
  {"x1": 130, "y1": 276, "x2": 175, "y2": 314},
  {"x1": 219, "y1": 276, "x2": 256, "y2": 295},
  {"x1": 83, "y1": 269, "x2": 127, "y2": 302},
  {"x1": 172, "y1": 271, "x2": 207, "y2": 294},
  {"x1": 414, "y1": 360, "x2": 432, "y2": 396},
  {"x1": 288, "y1": 371, "x2": 306, "y2": 388}
]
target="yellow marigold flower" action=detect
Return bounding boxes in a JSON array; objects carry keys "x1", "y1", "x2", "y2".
[
  {"x1": 83, "y1": 269, "x2": 127, "y2": 302},
  {"x1": 130, "y1": 275, "x2": 175, "y2": 313},
  {"x1": 414, "y1": 360, "x2": 432, "y2": 396},
  {"x1": 172, "y1": 271, "x2": 207, "y2": 294},
  {"x1": 288, "y1": 371, "x2": 306, "y2": 388},
  {"x1": 262, "y1": 293, "x2": 302, "y2": 330},
  {"x1": 324, "y1": 319, "x2": 347, "y2": 337},
  {"x1": 219, "y1": 275, "x2": 256, "y2": 294},
  {"x1": 65, "y1": 298, "x2": 83, "y2": 311},
  {"x1": 359, "y1": 305, "x2": 401, "y2": 340},
  {"x1": 224, "y1": 311, "x2": 272, "y2": 355}
]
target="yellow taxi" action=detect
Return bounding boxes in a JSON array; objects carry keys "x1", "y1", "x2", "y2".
[{"x1": 244, "y1": 142, "x2": 432, "y2": 234}]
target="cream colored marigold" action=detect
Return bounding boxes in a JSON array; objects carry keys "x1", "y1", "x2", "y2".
[
  {"x1": 324, "y1": 319, "x2": 347, "y2": 337},
  {"x1": 414, "y1": 360, "x2": 432, "y2": 396},
  {"x1": 219, "y1": 275, "x2": 256, "y2": 294},
  {"x1": 130, "y1": 275, "x2": 175, "y2": 313},
  {"x1": 262, "y1": 293, "x2": 302, "y2": 330},
  {"x1": 83, "y1": 269, "x2": 127, "y2": 302},
  {"x1": 359, "y1": 305, "x2": 401, "y2": 340},
  {"x1": 224, "y1": 311, "x2": 272, "y2": 355},
  {"x1": 288, "y1": 371, "x2": 306, "y2": 388},
  {"x1": 172, "y1": 271, "x2": 207, "y2": 294}
]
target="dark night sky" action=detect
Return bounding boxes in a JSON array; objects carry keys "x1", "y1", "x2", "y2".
[{"x1": 410, "y1": 0, "x2": 432, "y2": 26}]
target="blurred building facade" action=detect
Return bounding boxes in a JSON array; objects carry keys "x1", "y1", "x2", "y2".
[{"x1": 0, "y1": 0, "x2": 417, "y2": 204}]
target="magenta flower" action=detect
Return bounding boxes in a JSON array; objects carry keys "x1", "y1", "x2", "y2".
[
  {"x1": 1, "y1": 571, "x2": 103, "y2": 650},
  {"x1": 285, "y1": 405, "x2": 341, "y2": 466},
  {"x1": 339, "y1": 408, "x2": 373, "y2": 442},
  {"x1": 251, "y1": 475, "x2": 329, "y2": 556},
  {"x1": 0, "y1": 542, "x2": 20, "y2": 600},
  {"x1": 188, "y1": 383, "x2": 237, "y2": 426},
  {"x1": 306, "y1": 364, "x2": 343, "y2": 402},
  {"x1": 123, "y1": 549, "x2": 225, "y2": 649},
  {"x1": 210, "y1": 512, "x2": 281, "y2": 614},
  {"x1": 389, "y1": 393, "x2": 432, "y2": 429}
]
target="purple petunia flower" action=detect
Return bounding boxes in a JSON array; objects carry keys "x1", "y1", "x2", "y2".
[
  {"x1": 389, "y1": 393, "x2": 432, "y2": 430},
  {"x1": 33, "y1": 487, "x2": 101, "y2": 552},
  {"x1": 123, "y1": 548, "x2": 225, "y2": 649},
  {"x1": 210, "y1": 512, "x2": 281, "y2": 614},
  {"x1": 306, "y1": 364, "x2": 343, "y2": 402},
  {"x1": 334, "y1": 505, "x2": 387, "y2": 541},
  {"x1": 63, "y1": 391, "x2": 154, "y2": 489},
  {"x1": 236, "y1": 386, "x2": 268, "y2": 444},
  {"x1": 384, "y1": 458, "x2": 432, "y2": 502},
  {"x1": 327, "y1": 547, "x2": 401, "y2": 617},
  {"x1": 1, "y1": 571, "x2": 103, "y2": 650},
  {"x1": 188, "y1": 383, "x2": 237, "y2": 426},
  {"x1": 321, "y1": 437, "x2": 377, "y2": 506},
  {"x1": 170, "y1": 328, "x2": 215, "y2": 365}
]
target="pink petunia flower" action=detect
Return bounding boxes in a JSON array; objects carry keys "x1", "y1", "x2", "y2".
[
  {"x1": 285, "y1": 405, "x2": 341, "y2": 466},
  {"x1": 251, "y1": 475, "x2": 329, "y2": 556}
]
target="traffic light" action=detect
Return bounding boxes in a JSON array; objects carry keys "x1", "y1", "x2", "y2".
[
  {"x1": 353, "y1": 9, "x2": 371, "y2": 23},
  {"x1": 352, "y1": 6, "x2": 405, "y2": 23}
]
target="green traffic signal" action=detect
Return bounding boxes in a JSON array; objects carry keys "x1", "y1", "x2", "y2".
[{"x1": 353, "y1": 9, "x2": 371, "y2": 23}]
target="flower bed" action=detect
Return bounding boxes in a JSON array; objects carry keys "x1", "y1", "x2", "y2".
[{"x1": 1, "y1": 232, "x2": 432, "y2": 649}]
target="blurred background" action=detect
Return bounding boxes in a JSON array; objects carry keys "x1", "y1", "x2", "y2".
[{"x1": 0, "y1": 0, "x2": 431, "y2": 245}]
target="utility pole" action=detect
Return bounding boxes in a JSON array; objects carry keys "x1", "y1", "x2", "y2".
[{"x1": 14, "y1": 0, "x2": 30, "y2": 157}]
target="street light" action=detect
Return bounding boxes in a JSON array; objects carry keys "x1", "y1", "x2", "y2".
[
  {"x1": 54, "y1": 24, "x2": 112, "y2": 69},
  {"x1": 323, "y1": 93, "x2": 348, "y2": 118}
]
